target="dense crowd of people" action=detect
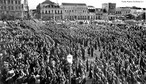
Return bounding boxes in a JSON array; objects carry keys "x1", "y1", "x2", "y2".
[{"x1": 0, "y1": 20, "x2": 146, "y2": 84}]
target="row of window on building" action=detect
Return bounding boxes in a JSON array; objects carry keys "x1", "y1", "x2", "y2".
[
  {"x1": 64, "y1": 15, "x2": 102, "y2": 20},
  {"x1": 62, "y1": 7, "x2": 87, "y2": 9},
  {"x1": 42, "y1": 10, "x2": 63, "y2": 14},
  {"x1": 116, "y1": 11, "x2": 131, "y2": 15},
  {"x1": 43, "y1": 5, "x2": 60, "y2": 8},
  {"x1": 64, "y1": 10, "x2": 87, "y2": 13},
  {"x1": 0, "y1": 6, "x2": 21, "y2": 10},
  {"x1": 0, "y1": 0, "x2": 21, "y2": 5}
]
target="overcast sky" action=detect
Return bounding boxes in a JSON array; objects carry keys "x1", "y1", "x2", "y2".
[{"x1": 28, "y1": 0, "x2": 146, "y2": 9}]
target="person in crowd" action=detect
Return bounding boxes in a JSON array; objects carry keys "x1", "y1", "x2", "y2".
[{"x1": 0, "y1": 20, "x2": 146, "y2": 84}]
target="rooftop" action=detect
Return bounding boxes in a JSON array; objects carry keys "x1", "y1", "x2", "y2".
[
  {"x1": 41, "y1": 0, "x2": 55, "y2": 5},
  {"x1": 102, "y1": 3, "x2": 116, "y2": 5},
  {"x1": 88, "y1": 6, "x2": 95, "y2": 7},
  {"x1": 62, "y1": 3, "x2": 86, "y2": 6}
]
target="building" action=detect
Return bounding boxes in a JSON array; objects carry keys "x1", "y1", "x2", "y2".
[
  {"x1": 116, "y1": 7, "x2": 122, "y2": 16},
  {"x1": 116, "y1": 7, "x2": 131, "y2": 16},
  {"x1": 130, "y1": 7, "x2": 145, "y2": 17},
  {"x1": 22, "y1": 0, "x2": 29, "y2": 19},
  {"x1": 88, "y1": 6, "x2": 96, "y2": 20},
  {"x1": 116, "y1": 7, "x2": 146, "y2": 16},
  {"x1": 0, "y1": 0, "x2": 23, "y2": 19},
  {"x1": 95, "y1": 8, "x2": 103, "y2": 20},
  {"x1": 115, "y1": 7, "x2": 146, "y2": 20},
  {"x1": 88, "y1": 6, "x2": 95, "y2": 13},
  {"x1": 61, "y1": 3, "x2": 88, "y2": 20},
  {"x1": 102, "y1": 3, "x2": 116, "y2": 15},
  {"x1": 37, "y1": 0, "x2": 63, "y2": 20},
  {"x1": 36, "y1": 4, "x2": 41, "y2": 19},
  {"x1": 115, "y1": 7, "x2": 131, "y2": 20}
]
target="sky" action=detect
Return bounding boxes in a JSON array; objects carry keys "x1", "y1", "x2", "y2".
[{"x1": 28, "y1": 0, "x2": 146, "y2": 9}]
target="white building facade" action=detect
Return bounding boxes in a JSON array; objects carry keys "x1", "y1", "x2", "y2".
[
  {"x1": 130, "y1": 8, "x2": 145, "y2": 17},
  {"x1": 0, "y1": 0, "x2": 26, "y2": 19},
  {"x1": 61, "y1": 3, "x2": 88, "y2": 20},
  {"x1": 39, "y1": 0, "x2": 64, "y2": 20},
  {"x1": 95, "y1": 8, "x2": 103, "y2": 20}
]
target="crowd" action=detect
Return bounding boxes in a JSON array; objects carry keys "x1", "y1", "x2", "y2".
[{"x1": 0, "y1": 20, "x2": 146, "y2": 84}]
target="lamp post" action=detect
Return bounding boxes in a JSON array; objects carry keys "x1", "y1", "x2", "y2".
[{"x1": 67, "y1": 54, "x2": 73, "y2": 84}]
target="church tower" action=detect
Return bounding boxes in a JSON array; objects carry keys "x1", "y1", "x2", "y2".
[
  {"x1": 23, "y1": 0, "x2": 29, "y2": 11},
  {"x1": 22, "y1": 0, "x2": 30, "y2": 19}
]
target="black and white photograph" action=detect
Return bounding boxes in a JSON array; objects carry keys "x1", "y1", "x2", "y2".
[{"x1": 0, "y1": 0, "x2": 146, "y2": 84}]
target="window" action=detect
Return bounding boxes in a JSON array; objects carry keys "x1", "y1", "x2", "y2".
[
  {"x1": 1, "y1": 6, "x2": 3, "y2": 10},
  {"x1": 18, "y1": 1, "x2": 21, "y2": 4},
  {"x1": 0, "y1": 0, "x2": 3, "y2": 4},
  {"x1": 8, "y1": 6, "x2": 11, "y2": 10},
  {"x1": 19, "y1": 6, "x2": 21, "y2": 10},
  {"x1": 15, "y1": 0, "x2": 17, "y2": 4},
  {"x1": 11, "y1": 0, "x2": 13, "y2": 4},
  {"x1": 16, "y1": 6, "x2": 17, "y2": 10},
  {"x1": 11, "y1": 6, "x2": 14, "y2": 10},
  {"x1": 4, "y1": 6, "x2": 6, "y2": 10},
  {"x1": 8, "y1": 0, "x2": 11, "y2": 4},
  {"x1": 4, "y1": 0, "x2": 6, "y2": 4}
]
